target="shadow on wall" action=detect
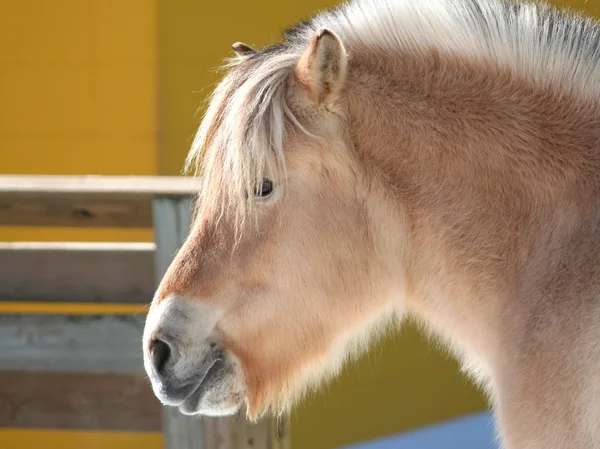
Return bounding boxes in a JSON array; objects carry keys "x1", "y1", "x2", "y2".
[{"x1": 339, "y1": 412, "x2": 498, "y2": 449}]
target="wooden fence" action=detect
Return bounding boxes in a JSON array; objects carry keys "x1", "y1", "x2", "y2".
[{"x1": 0, "y1": 175, "x2": 290, "y2": 449}]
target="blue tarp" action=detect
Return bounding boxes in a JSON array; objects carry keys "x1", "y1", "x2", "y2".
[{"x1": 338, "y1": 412, "x2": 499, "y2": 449}]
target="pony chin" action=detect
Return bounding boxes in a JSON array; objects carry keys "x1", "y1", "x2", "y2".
[{"x1": 243, "y1": 307, "x2": 403, "y2": 420}]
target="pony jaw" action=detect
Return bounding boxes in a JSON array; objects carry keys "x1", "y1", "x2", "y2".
[{"x1": 241, "y1": 305, "x2": 401, "y2": 420}]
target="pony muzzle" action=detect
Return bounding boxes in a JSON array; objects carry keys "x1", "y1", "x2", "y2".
[{"x1": 143, "y1": 295, "x2": 246, "y2": 416}]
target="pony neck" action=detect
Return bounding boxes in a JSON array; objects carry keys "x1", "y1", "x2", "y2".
[{"x1": 347, "y1": 47, "x2": 600, "y2": 363}]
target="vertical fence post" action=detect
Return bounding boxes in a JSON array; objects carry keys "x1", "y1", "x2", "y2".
[
  {"x1": 152, "y1": 195, "x2": 291, "y2": 449},
  {"x1": 153, "y1": 196, "x2": 207, "y2": 449}
]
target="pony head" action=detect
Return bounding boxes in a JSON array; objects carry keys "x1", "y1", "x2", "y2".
[{"x1": 143, "y1": 28, "x2": 402, "y2": 419}]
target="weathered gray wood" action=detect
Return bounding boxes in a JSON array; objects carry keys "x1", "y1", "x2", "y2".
[
  {"x1": 203, "y1": 415, "x2": 291, "y2": 449},
  {"x1": 0, "y1": 242, "x2": 154, "y2": 303},
  {"x1": 153, "y1": 197, "x2": 206, "y2": 449},
  {"x1": 0, "y1": 192, "x2": 154, "y2": 228},
  {"x1": 0, "y1": 175, "x2": 197, "y2": 196},
  {"x1": 152, "y1": 197, "x2": 193, "y2": 278},
  {"x1": 0, "y1": 175, "x2": 198, "y2": 228},
  {"x1": 151, "y1": 197, "x2": 291, "y2": 449},
  {"x1": 0, "y1": 314, "x2": 145, "y2": 373},
  {"x1": 0, "y1": 371, "x2": 161, "y2": 431}
]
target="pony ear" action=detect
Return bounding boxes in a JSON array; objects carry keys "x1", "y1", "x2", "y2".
[
  {"x1": 295, "y1": 28, "x2": 347, "y2": 104},
  {"x1": 232, "y1": 42, "x2": 257, "y2": 57}
]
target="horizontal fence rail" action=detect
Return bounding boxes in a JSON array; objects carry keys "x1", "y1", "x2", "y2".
[
  {"x1": 0, "y1": 175, "x2": 197, "y2": 228},
  {"x1": 0, "y1": 242, "x2": 155, "y2": 304},
  {"x1": 0, "y1": 175, "x2": 290, "y2": 449},
  {"x1": 0, "y1": 314, "x2": 145, "y2": 373},
  {"x1": 0, "y1": 371, "x2": 161, "y2": 432}
]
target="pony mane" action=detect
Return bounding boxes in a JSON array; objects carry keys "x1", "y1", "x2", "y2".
[
  {"x1": 186, "y1": 45, "x2": 300, "y2": 225},
  {"x1": 186, "y1": 0, "x2": 600, "y2": 221}
]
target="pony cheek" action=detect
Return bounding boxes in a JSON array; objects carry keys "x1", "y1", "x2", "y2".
[{"x1": 226, "y1": 311, "x2": 335, "y2": 408}]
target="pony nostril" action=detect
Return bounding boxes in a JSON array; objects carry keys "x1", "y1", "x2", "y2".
[{"x1": 150, "y1": 338, "x2": 172, "y2": 375}]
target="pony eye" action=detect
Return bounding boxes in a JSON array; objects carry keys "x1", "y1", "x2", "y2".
[{"x1": 255, "y1": 179, "x2": 274, "y2": 198}]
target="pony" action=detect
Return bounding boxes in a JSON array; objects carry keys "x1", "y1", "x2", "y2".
[{"x1": 142, "y1": 0, "x2": 600, "y2": 447}]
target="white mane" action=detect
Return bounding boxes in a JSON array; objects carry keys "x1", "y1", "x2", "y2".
[
  {"x1": 298, "y1": 0, "x2": 600, "y2": 98},
  {"x1": 186, "y1": 0, "x2": 600, "y2": 221}
]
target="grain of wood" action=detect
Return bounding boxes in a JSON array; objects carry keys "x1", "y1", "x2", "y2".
[
  {"x1": 203, "y1": 414, "x2": 291, "y2": 449},
  {"x1": 0, "y1": 371, "x2": 161, "y2": 431},
  {"x1": 0, "y1": 175, "x2": 199, "y2": 228},
  {"x1": 0, "y1": 242, "x2": 155, "y2": 303},
  {"x1": 0, "y1": 175, "x2": 197, "y2": 195},
  {"x1": 153, "y1": 197, "x2": 207, "y2": 449},
  {"x1": 0, "y1": 314, "x2": 145, "y2": 373}
]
